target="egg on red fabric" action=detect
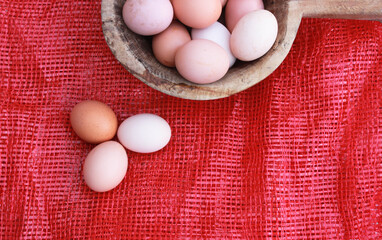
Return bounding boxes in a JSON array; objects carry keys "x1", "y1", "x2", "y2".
[
  {"x1": 118, "y1": 113, "x2": 171, "y2": 153},
  {"x1": 83, "y1": 141, "x2": 128, "y2": 192},
  {"x1": 70, "y1": 100, "x2": 118, "y2": 144}
]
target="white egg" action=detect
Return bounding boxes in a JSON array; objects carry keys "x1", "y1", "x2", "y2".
[
  {"x1": 117, "y1": 113, "x2": 171, "y2": 153},
  {"x1": 191, "y1": 22, "x2": 236, "y2": 67}
]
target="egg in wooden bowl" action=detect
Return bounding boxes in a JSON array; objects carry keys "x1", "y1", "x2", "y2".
[{"x1": 101, "y1": 0, "x2": 381, "y2": 100}]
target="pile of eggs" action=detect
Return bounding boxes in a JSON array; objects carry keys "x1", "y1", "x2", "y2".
[
  {"x1": 70, "y1": 100, "x2": 171, "y2": 192},
  {"x1": 122, "y1": 0, "x2": 278, "y2": 84}
]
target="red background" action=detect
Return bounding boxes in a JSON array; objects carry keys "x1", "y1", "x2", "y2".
[{"x1": 1, "y1": 1, "x2": 381, "y2": 239}]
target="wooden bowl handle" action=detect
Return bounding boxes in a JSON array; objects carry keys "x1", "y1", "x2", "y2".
[{"x1": 297, "y1": 0, "x2": 382, "y2": 21}]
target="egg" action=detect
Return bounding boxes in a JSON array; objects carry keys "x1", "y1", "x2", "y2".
[
  {"x1": 70, "y1": 100, "x2": 118, "y2": 144},
  {"x1": 230, "y1": 10, "x2": 278, "y2": 61},
  {"x1": 175, "y1": 39, "x2": 229, "y2": 84},
  {"x1": 225, "y1": 0, "x2": 264, "y2": 32},
  {"x1": 171, "y1": 0, "x2": 222, "y2": 28},
  {"x1": 122, "y1": 0, "x2": 173, "y2": 36},
  {"x1": 152, "y1": 21, "x2": 191, "y2": 67},
  {"x1": 118, "y1": 114, "x2": 171, "y2": 153},
  {"x1": 191, "y1": 22, "x2": 236, "y2": 67},
  {"x1": 83, "y1": 141, "x2": 128, "y2": 192}
]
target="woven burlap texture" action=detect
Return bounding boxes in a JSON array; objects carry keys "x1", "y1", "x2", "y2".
[{"x1": 1, "y1": 1, "x2": 381, "y2": 239}]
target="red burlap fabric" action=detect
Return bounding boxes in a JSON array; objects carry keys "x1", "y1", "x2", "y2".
[{"x1": 1, "y1": 1, "x2": 382, "y2": 239}]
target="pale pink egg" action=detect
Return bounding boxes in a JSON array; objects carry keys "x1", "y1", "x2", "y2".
[
  {"x1": 83, "y1": 141, "x2": 128, "y2": 192},
  {"x1": 230, "y1": 10, "x2": 278, "y2": 61},
  {"x1": 175, "y1": 39, "x2": 229, "y2": 84},
  {"x1": 122, "y1": 0, "x2": 173, "y2": 36},
  {"x1": 225, "y1": 0, "x2": 264, "y2": 32},
  {"x1": 191, "y1": 22, "x2": 236, "y2": 67}
]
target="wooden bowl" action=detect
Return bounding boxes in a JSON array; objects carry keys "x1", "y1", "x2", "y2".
[{"x1": 101, "y1": 0, "x2": 381, "y2": 100}]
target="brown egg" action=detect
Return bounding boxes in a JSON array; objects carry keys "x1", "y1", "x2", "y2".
[
  {"x1": 152, "y1": 21, "x2": 191, "y2": 67},
  {"x1": 70, "y1": 100, "x2": 118, "y2": 144}
]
